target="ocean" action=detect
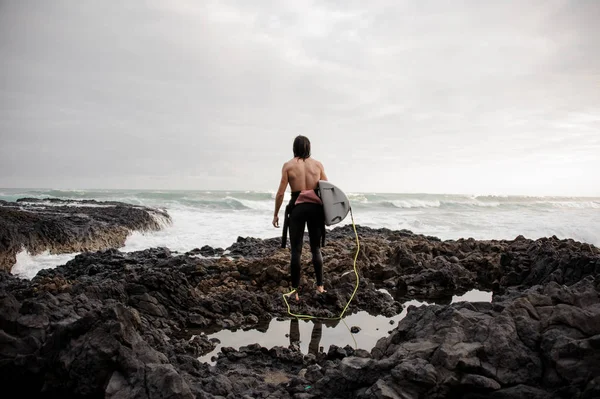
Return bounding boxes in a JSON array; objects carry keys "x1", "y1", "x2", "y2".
[{"x1": 2, "y1": 188, "x2": 599, "y2": 279}]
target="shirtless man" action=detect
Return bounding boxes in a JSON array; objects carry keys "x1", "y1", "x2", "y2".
[{"x1": 273, "y1": 135, "x2": 328, "y2": 300}]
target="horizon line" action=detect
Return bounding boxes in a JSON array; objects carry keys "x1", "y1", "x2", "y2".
[{"x1": 1, "y1": 187, "x2": 599, "y2": 199}]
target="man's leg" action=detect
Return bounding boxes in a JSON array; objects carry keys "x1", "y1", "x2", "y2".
[
  {"x1": 289, "y1": 207, "x2": 306, "y2": 299},
  {"x1": 307, "y1": 205, "x2": 324, "y2": 291}
]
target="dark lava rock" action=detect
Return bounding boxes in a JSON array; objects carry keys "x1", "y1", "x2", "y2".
[
  {"x1": 187, "y1": 245, "x2": 224, "y2": 257},
  {"x1": 226, "y1": 235, "x2": 282, "y2": 258},
  {"x1": 0, "y1": 198, "x2": 171, "y2": 272},
  {"x1": 0, "y1": 223, "x2": 599, "y2": 398}
]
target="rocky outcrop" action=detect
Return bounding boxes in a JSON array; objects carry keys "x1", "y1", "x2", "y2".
[
  {"x1": 0, "y1": 224, "x2": 599, "y2": 398},
  {"x1": 305, "y1": 276, "x2": 600, "y2": 398},
  {"x1": 0, "y1": 198, "x2": 170, "y2": 272}
]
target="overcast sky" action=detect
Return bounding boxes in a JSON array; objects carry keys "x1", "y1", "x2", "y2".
[{"x1": 1, "y1": 0, "x2": 599, "y2": 196}]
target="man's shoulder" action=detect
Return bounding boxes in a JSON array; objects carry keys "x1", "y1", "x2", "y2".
[
  {"x1": 283, "y1": 159, "x2": 295, "y2": 168},
  {"x1": 311, "y1": 158, "x2": 324, "y2": 168}
]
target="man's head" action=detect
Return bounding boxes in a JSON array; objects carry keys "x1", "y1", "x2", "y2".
[{"x1": 293, "y1": 135, "x2": 311, "y2": 159}]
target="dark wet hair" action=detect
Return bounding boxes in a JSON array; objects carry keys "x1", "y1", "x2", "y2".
[{"x1": 293, "y1": 135, "x2": 311, "y2": 159}]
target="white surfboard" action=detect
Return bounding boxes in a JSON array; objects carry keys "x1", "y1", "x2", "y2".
[{"x1": 318, "y1": 180, "x2": 351, "y2": 226}]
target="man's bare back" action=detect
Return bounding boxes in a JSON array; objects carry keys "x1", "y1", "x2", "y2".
[
  {"x1": 284, "y1": 157, "x2": 327, "y2": 192},
  {"x1": 273, "y1": 157, "x2": 327, "y2": 229}
]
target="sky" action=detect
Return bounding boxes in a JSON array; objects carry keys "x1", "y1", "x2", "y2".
[{"x1": 1, "y1": 0, "x2": 599, "y2": 196}]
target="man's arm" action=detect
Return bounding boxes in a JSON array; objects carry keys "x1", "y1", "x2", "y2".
[{"x1": 273, "y1": 164, "x2": 288, "y2": 227}]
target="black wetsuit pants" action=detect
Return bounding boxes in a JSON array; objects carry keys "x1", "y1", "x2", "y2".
[{"x1": 289, "y1": 203, "x2": 324, "y2": 289}]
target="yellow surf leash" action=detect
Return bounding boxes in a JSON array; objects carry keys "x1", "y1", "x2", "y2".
[{"x1": 282, "y1": 208, "x2": 360, "y2": 321}]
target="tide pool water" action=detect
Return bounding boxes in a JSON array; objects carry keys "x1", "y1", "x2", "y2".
[{"x1": 196, "y1": 289, "x2": 493, "y2": 364}]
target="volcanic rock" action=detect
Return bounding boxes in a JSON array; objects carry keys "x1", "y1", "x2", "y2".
[
  {"x1": 0, "y1": 224, "x2": 599, "y2": 397},
  {"x1": 0, "y1": 198, "x2": 170, "y2": 272}
]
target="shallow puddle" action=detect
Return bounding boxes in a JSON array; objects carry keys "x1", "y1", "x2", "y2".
[{"x1": 197, "y1": 289, "x2": 492, "y2": 364}]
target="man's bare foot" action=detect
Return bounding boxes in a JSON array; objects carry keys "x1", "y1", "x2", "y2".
[{"x1": 316, "y1": 286, "x2": 327, "y2": 294}]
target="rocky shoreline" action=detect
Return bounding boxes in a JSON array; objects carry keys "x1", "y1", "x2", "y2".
[
  {"x1": 0, "y1": 198, "x2": 171, "y2": 272},
  {"x1": 1, "y1": 221, "x2": 599, "y2": 398}
]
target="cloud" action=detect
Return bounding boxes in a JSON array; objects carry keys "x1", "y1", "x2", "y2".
[{"x1": 0, "y1": 0, "x2": 598, "y2": 195}]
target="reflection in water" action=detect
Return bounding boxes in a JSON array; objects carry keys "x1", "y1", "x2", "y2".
[
  {"x1": 289, "y1": 319, "x2": 324, "y2": 355},
  {"x1": 197, "y1": 289, "x2": 493, "y2": 364}
]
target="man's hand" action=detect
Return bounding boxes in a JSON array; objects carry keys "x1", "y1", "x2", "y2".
[{"x1": 272, "y1": 215, "x2": 279, "y2": 228}]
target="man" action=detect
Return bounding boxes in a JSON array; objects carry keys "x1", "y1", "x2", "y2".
[{"x1": 273, "y1": 135, "x2": 328, "y2": 300}]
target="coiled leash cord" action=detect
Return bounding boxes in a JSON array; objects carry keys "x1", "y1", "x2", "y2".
[{"x1": 282, "y1": 207, "x2": 360, "y2": 320}]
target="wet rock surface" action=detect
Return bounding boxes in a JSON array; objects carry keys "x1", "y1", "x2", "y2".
[
  {"x1": 1, "y1": 223, "x2": 599, "y2": 398},
  {"x1": 0, "y1": 198, "x2": 171, "y2": 272}
]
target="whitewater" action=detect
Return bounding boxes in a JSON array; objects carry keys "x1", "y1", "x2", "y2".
[{"x1": 2, "y1": 188, "x2": 599, "y2": 279}]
